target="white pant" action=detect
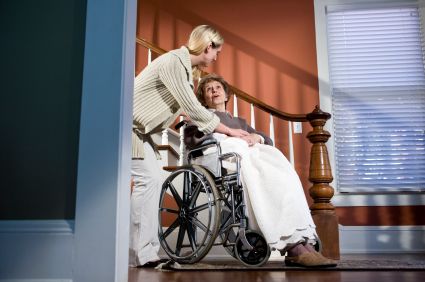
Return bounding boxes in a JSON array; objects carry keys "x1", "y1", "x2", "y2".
[{"x1": 129, "y1": 141, "x2": 162, "y2": 267}]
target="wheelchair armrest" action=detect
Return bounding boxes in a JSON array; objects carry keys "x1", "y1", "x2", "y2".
[
  {"x1": 197, "y1": 138, "x2": 218, "y2": 147},
  {"x1": 187, "y1": 138, "x2": 219, "y2": 160}
]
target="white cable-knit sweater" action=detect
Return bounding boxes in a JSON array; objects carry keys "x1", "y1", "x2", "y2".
[{"x1": 132, "y1": 46, "x2": 219, "y2": 158}]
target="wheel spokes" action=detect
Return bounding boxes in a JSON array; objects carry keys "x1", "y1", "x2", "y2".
[
  {"x1": 189, "y1": 181, "x2": 202, "y2": 208},
  {"x1": 160, "y1": 207, "x2": 179, "y2": 214},
  {"x1": 168, "y1": 182, "x2": 183, "y2": 207},
  {"x1": 187, "y1": 222, "x2": 198, "y2": 253},
  {"x1": 175, "y1": 221, "x2": 187, "y2": 256},
  {"x1": 183, "y1": 171, "x2": 191, "y2": 203},
  {"x1": 190, "y1": 216, "x2": 212, "y2": 237},
  {"x1": 190, "y1": 202, "x2": 213, "y2": 214},
  {"x1": 161, "y1": 217, "x2": 180, "y2": 239}
]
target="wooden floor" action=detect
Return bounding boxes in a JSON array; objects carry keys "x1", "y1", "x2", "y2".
[{"x1": 128, "y1": 254, "x2": 425, "y2": 282}]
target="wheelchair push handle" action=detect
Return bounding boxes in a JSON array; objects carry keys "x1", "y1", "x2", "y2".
[{"x1": 174, "y1": 119, "x2": 188, "y2": 130}]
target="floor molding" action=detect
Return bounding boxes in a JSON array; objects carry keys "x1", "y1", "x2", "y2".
[
  {"x1": 0, "y1": 220, "x2": 74, "y2": 233},
  {"x1": 339, "y1": 225, "x2": 425, "y2": 254},
  {"x1": 0, "y1": 220, "x2": 74, "y2": 281}
]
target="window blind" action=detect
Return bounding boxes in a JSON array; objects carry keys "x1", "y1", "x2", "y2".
[{"x1": 326, "y1": 6, "x2": 425, "y2": 192}]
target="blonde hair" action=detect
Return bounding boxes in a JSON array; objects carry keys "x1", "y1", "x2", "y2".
[
  {"x1": 196, "y1": 73, "x2": 231, "y2": 108},
  {"x1": 187, "y1": 25, "x2": 224, "y2": 79}
]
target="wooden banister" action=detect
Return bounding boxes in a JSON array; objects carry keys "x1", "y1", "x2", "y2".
[
  {"x1": 136, "y1": 38, "x2": 166, "y2": 56},
  {"x1": 306, "y1": 106, "x2": 340, "y2": 259},
  {"x1": 136, "y1": 38, "x2": 340, "y2": 259},
  {"x1": 229, "y1": 86, "x2": 308, "y2": 122},
  {"x1": 136, "y1": 38, "x2": 307, "y2": 121}
]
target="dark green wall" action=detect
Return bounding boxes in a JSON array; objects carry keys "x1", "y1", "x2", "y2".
[{"x1": 0, "y1": 0, "x2": 86, "y2": 219}]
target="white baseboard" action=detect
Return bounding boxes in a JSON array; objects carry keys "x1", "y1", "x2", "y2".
[
  {"x1": 339, "y1": 225, "x2": 425, "y2": 254},
  {"x1": 0, "y1": 220, "x2": 74, "y2": 281}
]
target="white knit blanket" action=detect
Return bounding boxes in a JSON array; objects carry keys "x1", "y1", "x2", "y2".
[{"x1": 215, "y1": 135, "x2": 317, "y2": 250}]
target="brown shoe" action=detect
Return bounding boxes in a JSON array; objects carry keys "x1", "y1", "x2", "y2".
[
  {"x1": 285, "y1": 252, "x2": 338, "y2": 267},
  {"x1": 313, "y1": 252, "x2": 338, "y2": 267}
]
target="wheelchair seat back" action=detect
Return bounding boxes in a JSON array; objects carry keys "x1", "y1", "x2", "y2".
[{"x1": 187, "y1": 138, "x2": 222, "y2": 177}]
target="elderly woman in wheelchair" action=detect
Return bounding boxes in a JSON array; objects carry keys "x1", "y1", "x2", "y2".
[{"x1": 158, "y1": 74, "x2": 337, "y2": 267}]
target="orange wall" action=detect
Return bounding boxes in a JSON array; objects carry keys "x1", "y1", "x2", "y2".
[
  {"x1": 135, "y1": 0, "x2": 423, "y2": 227},
  {"x1": 136, "y1": 0, "x2": 319, "y2": 188}
]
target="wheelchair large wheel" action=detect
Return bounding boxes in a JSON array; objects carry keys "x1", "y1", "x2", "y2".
[
  {"x1": 158, "y1": 165, "x2": 221, "y2": 264},
  {"x1": 235, "y1": 230, "x2": 271, "y2": 267}
]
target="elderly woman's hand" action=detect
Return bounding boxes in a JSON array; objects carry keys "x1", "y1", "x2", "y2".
[{"x1": 241, "y1": 134, "x2": 262, "y2": 146}]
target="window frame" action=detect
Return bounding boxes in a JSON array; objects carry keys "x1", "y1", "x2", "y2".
[{"x1": 313, "y1": 0, "x2": 425, "y2": 206}]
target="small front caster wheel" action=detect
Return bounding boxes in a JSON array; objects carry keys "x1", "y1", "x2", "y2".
[{"x1": 235, "y1": 230, "x2": 270, "y2": 267}]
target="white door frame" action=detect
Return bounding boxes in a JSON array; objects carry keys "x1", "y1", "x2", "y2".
[
  {"x1": 0, "y1": 1, "x2": 137, "y2": 281},
  {"x1": 73, "y1": 0, "x2": 137, "y2": 281}
]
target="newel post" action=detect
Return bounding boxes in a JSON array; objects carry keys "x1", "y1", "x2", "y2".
[{"x1": 306, "y1": 106, "x2": 340, "y2": 260}]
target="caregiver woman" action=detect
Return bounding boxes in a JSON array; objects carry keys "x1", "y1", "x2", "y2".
[{"x1": 130, "y1": 25, "x2": 249, "y2": 267}]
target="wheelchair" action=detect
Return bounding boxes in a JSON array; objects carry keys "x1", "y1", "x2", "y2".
[{"x1": 158, "y1": 138, "x2": 271, "y2": 267}]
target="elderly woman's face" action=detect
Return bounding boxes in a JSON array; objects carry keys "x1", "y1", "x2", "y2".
[{"x1": 203, "y1": 80, "x2": 227, "y2": 109}]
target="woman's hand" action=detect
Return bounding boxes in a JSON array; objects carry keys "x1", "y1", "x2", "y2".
[
  {"x1": 214, "y1": 123, "x2": 249, "y2": 138},
  {"x1": 227, "y1": 128, "x2": 250, "y2": 138}
]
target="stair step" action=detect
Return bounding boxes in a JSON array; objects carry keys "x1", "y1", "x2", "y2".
[{"x1": 156, "y1": 144, "x2": 179, "y2": 159}]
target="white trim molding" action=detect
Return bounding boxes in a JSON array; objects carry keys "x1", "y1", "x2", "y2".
[
  {"x1": 339, "y1": 225, "x2": 425, "y2": 254},
  {"x1": 0, "y1": 220, "x2": 74, "y2": 280},
  {"x1": 332, "y1": 194, "x2": 425, "y2": 207},
  {"x1": 0, "y1": 220, "x2": 74, "y2": 233},
  {"x1": 73, "y1": 0, "x2": 136, "y2": 281}
]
